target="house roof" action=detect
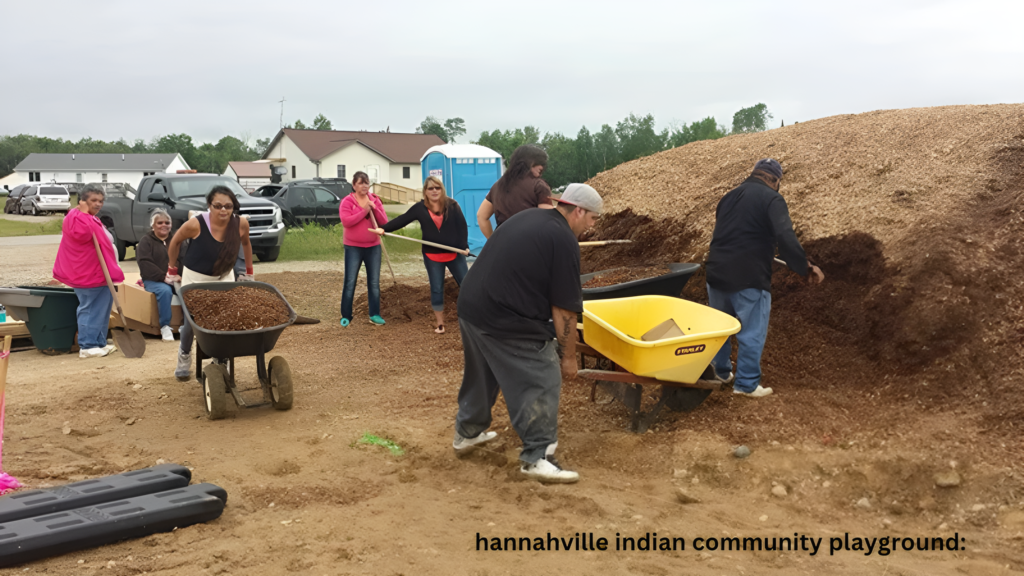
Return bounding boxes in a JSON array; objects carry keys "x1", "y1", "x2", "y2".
[
  {"x1": 266, "y1": 129, "x2": 445, "y2": 164},
  {"x1": 227, "y1": 161, "x2": 271, "y2": 179},
  {"x1": 14, "y1": 153, "x2": 185, "y2": 171},
  {"x1": 421, "y1": 144, "x2": 502, "y2": 161}
]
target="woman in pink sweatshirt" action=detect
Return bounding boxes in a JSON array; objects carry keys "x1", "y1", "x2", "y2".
[
  {"x1": 339, "y1": 171, "x2": 388, "y2": 326},
  {"x1": 52, "y1": 184, "x2": 125, "y2": 358}
]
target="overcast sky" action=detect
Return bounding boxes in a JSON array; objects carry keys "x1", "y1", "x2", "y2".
[{"x1": 2, "y1": 0, "x2": 1022, "y2": 146}]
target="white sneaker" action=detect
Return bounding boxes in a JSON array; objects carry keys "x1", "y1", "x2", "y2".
[
  {"x1": 452, "y1": 431, "x2": 497, "y2": 453},
  {"x1": 160, "y1": 326, "x2": 174, "y2": 342},
  {"x1": 175, "y1": 351, "x2": 192, "y2": 381},
  {"x1": 79, "y1": 347, "x2": 106, "y2": 358},
  {"x1": 101, "y1": 344, "x2": 116, "y2": 355},
  {"x1": 521, "y1": 457, "x2": 579, "y2": 484},
  {"x1": 733, "y1": 385, "x2": 773, "y2": 398}
]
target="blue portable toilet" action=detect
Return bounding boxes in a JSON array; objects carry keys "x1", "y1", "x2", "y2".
[{"x1": 420, "y1": 144, "x2": 502, "y2": 255}]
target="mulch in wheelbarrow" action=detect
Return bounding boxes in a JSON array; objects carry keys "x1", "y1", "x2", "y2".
[
  {"x1": 581, "y1": 265, "x2": 673, "y2": 288},
  {"x1": 184, "y1": 286, "x2": 290, "y2": 331}
]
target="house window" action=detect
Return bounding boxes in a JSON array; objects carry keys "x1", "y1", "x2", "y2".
[
  {"x1": 102, "y1": 173, "x2": 108, "y2": 182},
  {"x1": 337, "y1": 165, "x2": 346, "y2": 179},
  {"x1": 291, "y1": 166, "x2": 296, "y2": 179},
  {"x1": 403, "y1": 166, "x2": 410, "y2": 179},
  {"x1": 29, "y1": 172, "x2": 40, "y2": 182},
  {"x1": 76, "y1": 173, "x2": 83, "y2": 183},
  {"x1": 143, "y1": 172, "x2": 154, "y2": 177}
]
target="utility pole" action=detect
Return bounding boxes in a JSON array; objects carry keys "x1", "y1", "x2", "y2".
[{"x1": 279, "y1": 97, "x2": 286, "y2": 129}]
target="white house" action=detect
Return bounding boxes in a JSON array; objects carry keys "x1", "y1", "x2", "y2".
[
  {"x1": 261, "y1": 129, "x2": 445, "y2": 186},
  {"x1": 9, "y1": 153, "x2": 190, "y2": 190},
  {"x1": 223, "y1": 161, "x2": 271, "y2": 192}
]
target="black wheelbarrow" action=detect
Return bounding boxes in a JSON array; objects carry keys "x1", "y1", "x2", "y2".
[
  {"x1": 580, "y1": 262, "x2": 701, "y2": 301},
  {"x1": 178, "y1": 281, "x2": 297, "y2": 420}
]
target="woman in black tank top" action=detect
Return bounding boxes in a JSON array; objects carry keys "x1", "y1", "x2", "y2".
[{"x1": 166, "y1": 186, "x2": 254, "y2": 380}]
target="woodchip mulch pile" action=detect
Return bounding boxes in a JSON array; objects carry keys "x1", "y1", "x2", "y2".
[
  {"x1": 588, "y1": 104, "x2": 1023, "y2": 258},
  {"x1": 582, "y1": 104, "x2": 1024, "y2": 430}
]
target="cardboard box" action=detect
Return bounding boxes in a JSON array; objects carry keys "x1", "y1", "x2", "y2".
[
  {"x1": 641, "y1": 318, "x2": 685, "y2": 342},
  {"x1": 109, "y1": 282, "x2": 184, "y2": 335},
  {"x1": 117, "y1": 282, "x2": 158, "y2": 326}
]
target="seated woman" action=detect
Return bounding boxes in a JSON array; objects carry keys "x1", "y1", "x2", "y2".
[
  {"x1": 137, "y1": 209, "x2": 177, "y2": 341},
  {"x1": 166, "y1": 186, "x2": 253, "y2": 380},
  {"x1": 52, "y1": 183, "x2": 124, "y2": 358},
  {"x1": 372, "y1": 176, "x2": 468, "y2": 334}
]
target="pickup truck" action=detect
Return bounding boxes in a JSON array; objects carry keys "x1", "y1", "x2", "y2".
[{"x1": 97, "y1": 174, "x2": 286, "y2": 262}]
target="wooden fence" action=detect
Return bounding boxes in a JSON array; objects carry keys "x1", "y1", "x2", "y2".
[{"x1": 371, "y1": 182, "x2": 420, "y2": 204}]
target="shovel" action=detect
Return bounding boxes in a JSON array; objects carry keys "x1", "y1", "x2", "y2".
[
  {"x1": 368, "y1": 212, "x2": 397, "y2": 286},
  {"x1": 0, "y1": 335, "x2": 23, "y2": 493},
  {"x1": 92, "y1": 234, "x2": 146, "y2": 358},
  {"x1": 367, "y1": 211, "x2": 412, "y2": 320}
]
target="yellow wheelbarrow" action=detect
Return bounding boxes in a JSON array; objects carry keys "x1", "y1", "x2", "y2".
[{"x1": 578, "y1": 295, "x2": 741, "y2": 432}]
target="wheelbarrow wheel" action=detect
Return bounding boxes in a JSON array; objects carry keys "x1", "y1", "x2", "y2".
[
  {"x1": 203, "y1": 363, "x2": 230, "y2": 420},
  {"x1": 664, "y1": 388, "x2": 712, "y2": 412},
  {"x1": 268, "y1": 356, "x2": 293, "y2": 411}
]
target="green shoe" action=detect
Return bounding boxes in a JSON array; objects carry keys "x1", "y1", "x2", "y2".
[
  {"x1": 369, "y1": 315, "x2": 386, "y2": 326},
  {"x1": 340, "y1": 318, "x2": 350, "y2": 327}
]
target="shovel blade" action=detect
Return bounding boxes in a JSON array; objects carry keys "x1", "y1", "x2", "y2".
[{"x1": 112, "y1": 328, "x2": 146, "y2": 358}]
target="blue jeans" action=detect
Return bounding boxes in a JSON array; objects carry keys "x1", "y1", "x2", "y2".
[
  {"x1": 143, "y1": 280, "x2": 173, "y2": 327},
  {"x1": 707, "y1": 284, "x2": 772, "y2": 393},
  {"x1": 74, "y1": 286, "x2": 112, "y2": 350},
  {"x1": 341, "y1": 244, "x2": 381, "y2": 320},
  {"x1": 423, "y1": 254, "x2": 468, "y2": 312}
]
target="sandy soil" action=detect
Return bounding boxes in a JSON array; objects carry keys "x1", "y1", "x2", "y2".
[{"x1": 2, "y1": 265, "x2": 1023, "y2": 576}]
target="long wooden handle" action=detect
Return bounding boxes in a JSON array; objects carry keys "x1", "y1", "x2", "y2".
[
  {"x1": 0, "y1": 336, "x2": 11, "y2": 399},
  {"x1": 92, "y1": 234, "x2": 128, "y2": 323},
  {"x1": 579, "y1": 240, "x2": 633, "y2": 247},
  {"x1": 367, "y1": 211, "x2": 397, "y2": 285},
  {"x1": 380, "y1": 232, "x2": 470, "y2": 256}
]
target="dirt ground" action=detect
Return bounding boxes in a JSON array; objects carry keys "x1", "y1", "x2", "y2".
[
  {"x1": 2, "y1": 104, "x2": 1023, "y2": 575},
  {"x1": 2, "y1": 262, "x2": 1023, "y2": 576}
]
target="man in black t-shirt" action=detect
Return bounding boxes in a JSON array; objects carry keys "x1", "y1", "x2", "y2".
[{"x1": 454, "y1": 184, "x2": 602, "y2": 484}]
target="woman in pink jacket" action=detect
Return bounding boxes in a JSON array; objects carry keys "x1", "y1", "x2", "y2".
[
  {"x1": 339, "y1": 171, "x2": 388, "y2": 326},
  {"x1": 52, "y1": 184, "x2": 125, "y2": 358}
]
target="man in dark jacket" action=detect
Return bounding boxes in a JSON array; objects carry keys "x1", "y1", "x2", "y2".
[{"x1": 704, "y1": 159, "x2": 824, "y2": 398}]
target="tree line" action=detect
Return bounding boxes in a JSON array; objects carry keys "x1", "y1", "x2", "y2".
[
  {"x1": 424, "y1": 103, "x2": 773, "y2": 188},
  {"x1": 0, "y1": 133, "x2": 269, "y2": 179},
  {"x1": 1, "y1": 104, "x2": 773, "y2": 190}
]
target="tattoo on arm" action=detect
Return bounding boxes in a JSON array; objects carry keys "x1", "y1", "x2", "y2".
[{"x1": 553, "y1": 309, "x2": 576, "y2": 360}]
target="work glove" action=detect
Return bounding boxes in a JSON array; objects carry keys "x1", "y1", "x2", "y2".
[
  {"x1": 237, "y1": 274, "x2": 255, "y2": 282},
  {"x1": 164, "y1": 273, "x2": 181, "y2": 284}
]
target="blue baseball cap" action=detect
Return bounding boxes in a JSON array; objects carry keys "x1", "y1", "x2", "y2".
[{"x1": 753, "y1": 158, "x2": 783, "y2": 179}]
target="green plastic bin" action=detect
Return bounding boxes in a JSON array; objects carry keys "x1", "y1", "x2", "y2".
[{"x1": 0, "y1": 287, "x2": 81, "y2": 354}]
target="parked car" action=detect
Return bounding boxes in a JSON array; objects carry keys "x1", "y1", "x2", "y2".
[
  {"x1": 20, "y1": 184, "x2": 71, "y2": 215},
  {"x1": 3, "y1": 184, "x2": 30, "y2": 214},
  {"x1": 97, "y1": 174, "x2": 286, "y2": 262},
  {"x1": 255, "y1": 182, "x2": 341, "y2": 227},
  {"x1": 299, "y1": 177, "x2": 353, "y2": 199}
]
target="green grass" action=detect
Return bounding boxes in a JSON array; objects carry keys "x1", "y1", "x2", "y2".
[
  {"x1": 277, "y1": 222, "x2": 422, "y2": 262},
  {"x1": 355, "y1": 433, "x2": 405, "y2": 456},
  {"x1": 0, "y1": 218, "x2": 64, "y2": 237}
]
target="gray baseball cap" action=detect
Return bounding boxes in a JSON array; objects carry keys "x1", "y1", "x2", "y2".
[{"x1": 556, "y1": 183, "x2": 603, "y2": 214}]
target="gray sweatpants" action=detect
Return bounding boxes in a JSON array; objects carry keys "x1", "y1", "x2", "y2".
[{"x1": 455, "y1": 318, "x2": 561, "y2": 464}]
